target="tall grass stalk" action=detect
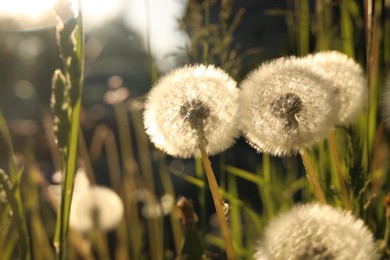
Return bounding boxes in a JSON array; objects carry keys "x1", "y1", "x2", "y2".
[
  {"x1": 328, "y1": 131, "x2": 351, "y2": 209},
  {"x1": 89, "y1": 125, "x2": 122, "y2": 192},
  {"x1": 26, "y1": 165, "x2": 54, "y2": 260},
  {"x1": 113, "y1": 103, "x2": 143, "y2": 258},
  {"x1": 79, "y1": 130, "x2": 96, "y2": 184},
  {"x1": 0, "y1": 170, "x2": 30, "y2": 259},
  {"x1": 227, "y1": 173, "x2": 242, "y2": 252},
  {"x1": 340, "y1": 1, "x2": 355, "y2": 57},
  {"x1": 296, "y1": 0, "x2": 310, "y2": 55},
  {"x1": 158, "y1": 156, "x2": 184, "y2": 254},
  {"x1": 52, "y1": 0, "x2": 85, "y2": 258},
  {"x1": 0, "y1": 112, "x2": 30, "y2": 259},
  {"x1": 195, "y1": 156, "x2": 207, "y2": 232},
  {"x1": 260, "y1": 154, "x2": 275, "y2": 219}
]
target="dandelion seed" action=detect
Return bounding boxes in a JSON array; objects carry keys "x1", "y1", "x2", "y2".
[
  {"x1": 240, "y1": 56, "x2": 339, "y2": 156},
  {"x1": 143, "y1": 64, "x2": 240, "y2": 158},
  {"x1": 254, "y1": 203, "x2": 378, "y2": 260},
  {"x1": 69, "y1": 186, "x2": 124, "y2": 232},
  {"x1": 304, "y1": 51, "x2": 367, "y2": 125}
]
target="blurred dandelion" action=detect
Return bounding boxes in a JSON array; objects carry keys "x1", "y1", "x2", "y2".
[
  {"x1": 143, "y1": 64, "x2": 240, "y2": 158},
  {"x1": 139, "y1": 192, "x2": 175, "y2": 218},
  {"x1": 240, "y1": 56, "x2": 339, "y2": 156},
  {"x1": 103, "y1": 75, "x2": 130, "y2": 105},
  {"x1": 69, "y1": 186, "x2": 124, "y2": 233},
  {"x1": 254, "y1": 203, "x2": 378, "y2": 260},
  {"x1": 49, "y1": 168, "x2": 123, "y2": 233},
  {"x1": 103, "y1": 87, "x2": 130, "y2": 105},
  {"x1": 48, "y1": 168, "x2": 91, "y2": 206},
  {"x1": 304, "y1": 51, "x2": 367, "y2": 125}
]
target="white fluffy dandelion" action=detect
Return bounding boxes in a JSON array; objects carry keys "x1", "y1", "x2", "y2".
[
  {"x1": 144, "y1": 64, "x2": 240, "y2": 158},
  {"x1": 240, "y1": 56, "x2": 339, "y2": 156},
  {"x1": 304, "y1": 51, "x2": 367, "y2": 125},
  {"x1": 69, "y1": 186, "x2": 124, "y2": 233},
  {"x1": 254, "y1": 203, "x2": 378, "y2": 260}
]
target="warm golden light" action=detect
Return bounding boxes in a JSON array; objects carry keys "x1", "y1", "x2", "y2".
[
  {"x1": 0, "y1": 0, "x2": 56, "y2": 20},
  {"x1": 0, "y1": 0, "x2": 124, "y2": 29},
  {"x1": 81, "y1": 0, "x2": 124, "y2": 28}
]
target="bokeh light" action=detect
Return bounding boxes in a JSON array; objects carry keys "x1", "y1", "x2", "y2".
[{"x1": 0, "y1": 0, "x2": 125, "y2": 30}]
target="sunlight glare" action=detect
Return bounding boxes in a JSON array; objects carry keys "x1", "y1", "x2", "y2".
[
  {"x1": 0, "y1": 0, "x2": 56, "y2": 20},
  {"x1": 0, "y1": 0, "x2": 124, "y2": 29},
  {"x1": 81, "y1": 0, "x2": 124, "y2": 28}
]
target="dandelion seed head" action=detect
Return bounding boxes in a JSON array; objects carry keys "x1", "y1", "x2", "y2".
[
  {"x1": 179, "y1": 99, "x2": 211, "y2": 132},
  {"x1": 69, "y1": 186, "x2": 124, "y2": 232},
  {"x1": 254, "y1": 204, "x2": 378, "y2": 260},
  {"x1": 240, "y1": 57, "x2": 339, "y2": 156},
  {"x1": 305, "y1": 51, "x2": 367, "y2": 125},
  {"x1": 270, "y1": 92, "x2": 303, "y2": 131},
  {"x1": 144, "y1": 64, "x2": 240, "y2": 158}
]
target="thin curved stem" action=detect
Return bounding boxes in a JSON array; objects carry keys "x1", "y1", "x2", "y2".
[
  {"x1": 300, "y1": 149, "x2": 327, "y2": 204},
  {"x1": 199, "y1": 144, "x2": 235, "y2": 260}
]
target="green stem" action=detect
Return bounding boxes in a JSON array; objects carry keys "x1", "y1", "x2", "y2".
[
  {"x1": 0, "y1": 170, "x2": 31, "y2": 260},
  {"x1": 261, "y1": 154, "x2": 274, "y2": 219},
  {"x1": 158, "y1": 157, "x2": 184, "y2": 254},
  {"x1": 55, "y1": 1, "x2": 84, "y2": 258},
  {"x1": 57, "y1": 98, "x2": 82, "y2": 260},
  {"x1": 328, "y1": 131, "x2": 350, "y2": 209},
  {"x1": 385, "y1": 215, "x2": 390, "y2": 245},
  {"x1": 203, "y1": 0, "x2": 210, "y2": 64},
  {"x1": 0, "y1": 112, "x2": 30, "y2": 259},
  {"x1": 297, "y1": 0, "x2": 310, "y2": 55},
  {"x1": 300, "y1": 149, "x2": 327, "y2": 204}
]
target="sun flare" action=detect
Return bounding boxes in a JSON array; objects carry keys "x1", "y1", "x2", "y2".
[
  {"x1": 0, "y1": 0, "x2": 124, "y2": 28},
  {"x1": 0, "y1": 0, "x2": 56, "y2": 19}
]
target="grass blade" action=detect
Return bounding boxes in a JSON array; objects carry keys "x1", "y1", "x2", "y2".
[
  {"x1": 0, "y1": 170, "x2": 30, "y2": 259},
  {"x1": 53, "y1": 1, "x2": 85, "y2": 258}
]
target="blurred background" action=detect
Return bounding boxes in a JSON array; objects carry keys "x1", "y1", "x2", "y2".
[
  {"x1": 0, "y1": 0, "x2": 291, "y2": 209},
  {"x1": 0, "y1": 0, "x2": 290, "y2": 164}
]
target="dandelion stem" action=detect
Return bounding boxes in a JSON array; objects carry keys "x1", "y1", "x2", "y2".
[
  {"x1": 300, "y1": 149, "x2": 327, "y2": 204},
  {"x1": 328, "y1": 131, "x2": 350, "y2": 209},
  {"x1": 199, "y1": 144, "x2": 235, "y2": 260}
]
